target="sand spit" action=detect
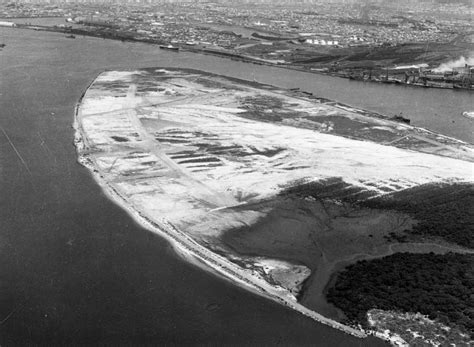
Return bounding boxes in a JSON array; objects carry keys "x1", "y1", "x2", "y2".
[
  {"x1": 74, "y1": 68, "x2": 473, "y2": 341},
  {"x1": 73, "y1": 121, "x2": 366, "y2": 338}
]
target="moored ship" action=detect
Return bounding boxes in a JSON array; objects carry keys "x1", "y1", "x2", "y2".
[{"x1": 159, "y1": 44, "x2": 179, "y2": 51}]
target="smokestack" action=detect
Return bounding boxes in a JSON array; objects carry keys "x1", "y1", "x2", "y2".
[{"x1": 432, "y1": 55, "x2": 474, "y2": 73}]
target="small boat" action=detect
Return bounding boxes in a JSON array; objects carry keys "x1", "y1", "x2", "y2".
[
  {"x1": 159, "y1": 44, "x2": 179, "y2": 51},
  {"x1": 390, "y1": 114, "x2": 410, "y2": 124},
  {"x1": 454, "y1": 83, "x2": 471, "y2": 90},
  {"x1": 65, "y1": 34, "x2": 76, "y2": 39},
  {"x1": 462, "y1": 111, "x2": 474, "y2": 119},
  {"x1": 348, "y1": 74, "x2": 363, "y2": 81}
]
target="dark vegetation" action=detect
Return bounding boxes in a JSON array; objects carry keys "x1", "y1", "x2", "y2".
[
  {"x1": 306, "y1": 115, "x2": 400, "y2": 143},
  {"x1": 361, "y1": 183, "x2": 474, "y2": 248},
  {"x1": 94, "y1": 81, "x2": 128, "y2": 90},
  {"x1": 236, "y1": 96, "x2": 407, "y2": 145},
  {"x1": 155, "y1": 137, "x2": 189, "y2": 144},
  {"x1": 240, "y1": 95, "x2": 283, "y2": 109},
  {"x1": 238, "y1": 95, "x2": 315, "y2": 123},
  {"x1": 281, "y1": 180, "x2": 473, "y2": 248},
  {"x1": 192, "y1": 77, "x2": 244, "y2": 90},
  {"x1": 110, "y1": 136, "x2": 129, "y2": 142},
  {"x1": 156, "y1": 126, "x2": 286, "y2": 159},
  {"x1": 279, "y1": 177, "x2": 378, "y2": 203},
  {"x1": 177, "y1": 157, "x2": 221, "y2": 164},
  {"x1": 29, "y1": 24, "x2": 166, "y2": 45},
  {"x1": 327, "y1": 252, "x2": 474, "y2": 334}
]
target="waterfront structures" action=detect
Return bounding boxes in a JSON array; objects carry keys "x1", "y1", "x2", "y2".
[{"x1": 1, "y1": 1, "x2": 473, "y2": 89}]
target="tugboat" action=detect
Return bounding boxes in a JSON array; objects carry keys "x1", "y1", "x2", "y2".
[{"x1": 159, "y1": 44, "x2": 179, "y2": 51}]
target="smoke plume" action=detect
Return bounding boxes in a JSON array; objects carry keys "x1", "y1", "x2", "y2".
[{"x1": 433, "y1": 54, "x2": 474, "y2": 73}]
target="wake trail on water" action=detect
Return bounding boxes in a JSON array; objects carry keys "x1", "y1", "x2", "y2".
[{"x1": 1, "y1": 127, "x2": 33, "y2": 176}]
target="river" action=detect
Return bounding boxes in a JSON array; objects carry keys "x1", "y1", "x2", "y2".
[{"x1": 0, "y1": 25, "x2": 470, "y2": 346}]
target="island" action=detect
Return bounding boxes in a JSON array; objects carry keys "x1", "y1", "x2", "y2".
[{"x1": 74, "y1": 68, "x2": 473, "y2": 345}]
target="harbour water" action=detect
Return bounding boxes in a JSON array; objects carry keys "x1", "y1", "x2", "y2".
[{"x1": 0, "y1": 25, "x2": 471, "y2": 345}]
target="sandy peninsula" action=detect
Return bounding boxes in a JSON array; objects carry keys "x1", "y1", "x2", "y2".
[{"x1": 74, "y1": 68, "x2": 473, "y2": 342}]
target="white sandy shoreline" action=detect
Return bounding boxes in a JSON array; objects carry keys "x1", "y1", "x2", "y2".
[{"x1": 73, "y1": 142, "x2": 368, "y2": 338}]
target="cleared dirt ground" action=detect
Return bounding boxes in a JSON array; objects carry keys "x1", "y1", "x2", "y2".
[{"x1": 76, "y1": 67, "x2": 473, "y2": 326}]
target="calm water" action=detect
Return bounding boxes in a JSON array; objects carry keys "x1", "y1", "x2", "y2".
[{"x1": 0, "y1": 25, "x2": 470, "y2": 346}]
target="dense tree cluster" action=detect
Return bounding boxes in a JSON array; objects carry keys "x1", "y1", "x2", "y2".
[
  {"x1": 361, "y1": 183, "x2": 474, "y2": 248},
  {"x1": 280, "y1": 177, "x2": 377, "y2": 202},
  {"x1": 327, "y1": 252, "x2": 474, "y2": 334},
  {"x1": 282, "y1": 180, "x2": 473, "y2": 248}
]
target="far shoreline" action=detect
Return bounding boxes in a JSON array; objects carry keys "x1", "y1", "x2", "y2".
[{"x1": 2, "y1": 19, "x2": 473, "y2": 93}]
